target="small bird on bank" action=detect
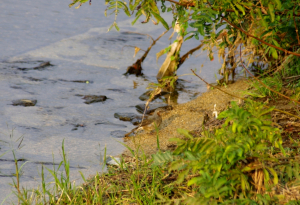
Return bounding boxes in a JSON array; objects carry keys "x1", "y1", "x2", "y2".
[
  {"x1": 212, "y1": 104, "x2": 218, "y2": 119},
  {"x1": 125, "y1": 109, "x2": 163, "y2": 137}
]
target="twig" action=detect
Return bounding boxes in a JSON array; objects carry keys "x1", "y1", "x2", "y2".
[
  {"x1": 283, "y1": 75, "x2": 300, "y2": 80},
  {"x1": 177, "y1": 41, "x2": 204, "y2": 69},
  {"x1": 191, "y1": 69, "x2": 300, "y2": 120},
  {"x1": 293, "y1": 6, "x2": 300, "y2": 45},
  {"x1": 124, "y1": 28, "x2": 171, "y2": 75},
  {"x1": 283, "y1": 76, "x2": 300, "y2": 86},
  {"x1": 222, "y1": 17, "x2": 300, "y2": 57},
  {"x1": 122, "y1": 45, "x2": 146, "y2": 53},
  {"x1": 140, "y1": 28, "x2": 170, "y2": 63},
  {"x1": 239, "y1": 45, "x2": 300, "y2": 105}
]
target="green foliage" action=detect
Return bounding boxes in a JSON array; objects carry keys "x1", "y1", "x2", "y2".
[
  {"x1": 247, "y1": 75, "x2": 283, "y2": 99},
  {"x1": 153, "y1": 100, "x2": 292, "y2": 203}
]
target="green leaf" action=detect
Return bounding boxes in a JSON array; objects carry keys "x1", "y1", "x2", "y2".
[
  {"x1": 274, "y1": 0, "x2": 281, "y2": 9},
  {"x1": 268, "y1": 3, "x2": 275, "y2": 22},
  {"x1": 176, "y1": 168, "x2": 189, "y2": 184},
  {"x1": 177, "y1": 128, "x2": 194, "y2": 139},
  {"x1": 117, "y1": 1, "x2": 131, "y2": 17},
  {"x1": 234, "y1": 3, "x2": 245, "y2": 15},
  {"x1": 267, "y1": 167, "x2": 278, "y2": 185},
  {"x1": 151, "y1": 11, "x2": 169, "y2": 30},
  {"x1": 270, "y1": 47, "x2": 278, "y2": 59}
]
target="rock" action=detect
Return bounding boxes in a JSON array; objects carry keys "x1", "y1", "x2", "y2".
[
  {"x1": 110, "y1": 130, "x2": 128, "y2": 138},
  {"x1": 12, "y1": 99, "x2": 37, "y2": 107},
  {"x1": 135, "y1": 104, "x2": 173, "y2": 114},
  {"x1": 106, "y1": 156, "x2": 121, "y2": 167},
  {"x1": 138, "y1": 90, "x2": 169, "y2": 101},
  {"x1": 82, "y1": 95, "x2": 107, "y2": 104},
  {"x1": 114, "y1": 113, "x2": 141, "y2": 122}
]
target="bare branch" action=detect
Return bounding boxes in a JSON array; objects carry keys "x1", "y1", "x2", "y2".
[{"x1": 177, "y1": 41, "x2": 204, "y2": 69}]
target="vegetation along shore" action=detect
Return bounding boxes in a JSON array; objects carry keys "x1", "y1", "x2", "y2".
[{"x1": 5, "y1": 0, "x2": 300, "y2": 204}]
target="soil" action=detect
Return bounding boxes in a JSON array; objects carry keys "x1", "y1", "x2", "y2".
[
  {"x1": 124, "y1": 79, "x2": 250, "y2": 156},
  {"x1": 124, "y1": 79, "x2": 300, "y2": 156}
]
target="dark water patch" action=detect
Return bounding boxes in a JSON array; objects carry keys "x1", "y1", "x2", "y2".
[
  {"x1": 54, "y1": 106, "x2": 64, "y2": 109},
  {"x1": 10, "y1": 86, "x2": 22, "y2": 89},
  {"x1": 0, "y1": 158, "x2": 85, "y2": 169},
  {"x1": 59, "y1": 79, "x2": 93, "y2": 84},
  {"x1": 107, "y1": 88, "x2": 126, "y2": 93},
  {"x1": 25, "y1": 77, "x2": 44, "y2": 82},
  {"x1": 18, "y1": 61, "x2": 53, "y2": 71},
  {"x1": 95, "y1": 120, "x2": 127, "y2": 128},
  {"x1": 138, "y1": 90, "x2": 170, "y2": 101},
  {"x1": 110, "y1": 130, "x2": 127, "y2": 138},
  {"x1": 71, "y1": 123, "x2": 86, "y2": 131},
  {"x1": 12, "y1": 99, "x2": 37, "y2": 107}
]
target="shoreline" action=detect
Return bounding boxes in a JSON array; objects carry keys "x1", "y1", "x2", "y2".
[{"x1": 123, "y1": 79, "x2": 250, "y2": 156}]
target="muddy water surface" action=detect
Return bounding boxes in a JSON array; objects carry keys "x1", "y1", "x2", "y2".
[{"x1": 0, "y1": 0, "x2": 222, "y2": 202}]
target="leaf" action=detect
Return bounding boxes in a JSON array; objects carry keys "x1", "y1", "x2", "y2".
[
  {"x1": 177, "y1": 128, "x2": 193, "y2": 139},
  {"x1": 188, "y1": 176, "x2": 202, "y2": 186},
  {"x1": 274, "y1": 0, "x2": 281, "y2": 9},
  {"x1": 117, "y1": 1, "x2": 131, "y2": 16},
  {"x1": 234, "y1": 3, "x2": 245, "y2": 15},
  {"x1": 176, "y1": 168, "x2": 189, "y2": 184},
  {"x1": 267, "y1": 167, "x2": 278, "y2": 185},
  {"x1": 270, "y1": 47, "x2": 278, "y2": 59},
  {"x1": 133, "y1": 47, "x2": 141, "y2": 58},
  {"x1": 156, "y1": 48, "x2": 166, "y2": 63},
  {"x1": 151, "y1": 11, "x2": 169, "y2": 30},
  {"x1": 268, "y1": 3, "x2": 275, "y2": 22}
]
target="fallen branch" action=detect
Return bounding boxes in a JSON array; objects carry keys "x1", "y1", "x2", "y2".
[{"x1": 124, "y1": 28, "x2": 171, "y2": 75}]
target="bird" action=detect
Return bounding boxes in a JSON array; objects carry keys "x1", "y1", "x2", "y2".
[
  {"x1": 212, "y1": 104, "x2": 218, "y2": 119},
  {"x1": 125, "y1": 109, "x2": 163, "y2": 137}
]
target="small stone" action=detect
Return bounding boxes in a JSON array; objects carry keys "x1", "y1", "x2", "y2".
[
  {"x1": 12, "y1": 99, "x2": 37, "y2": 107},
  {"x1": 82, "y1": 95, "x2": 107, "y2": 104},
  {"x1": 106, "y1": 156, "x2": 121, "y2": 167}
]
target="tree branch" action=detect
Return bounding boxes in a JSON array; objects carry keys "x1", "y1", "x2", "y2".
[{"x1": 177, "y1": 41, "x2": 204, "y2": 69}]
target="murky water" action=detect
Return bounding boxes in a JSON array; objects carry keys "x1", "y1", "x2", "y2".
[{"x1": 0, "y1": 0, "x2": 222, "y2": 202}]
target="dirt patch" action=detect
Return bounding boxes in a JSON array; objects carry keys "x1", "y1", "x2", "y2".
[{"x1": 124, "y1": 79, "x2": 250, "y2": 155}]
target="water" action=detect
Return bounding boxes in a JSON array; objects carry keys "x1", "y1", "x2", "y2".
[{"x1": 0, "y1": 0, "x2": 222, "y2": 202}]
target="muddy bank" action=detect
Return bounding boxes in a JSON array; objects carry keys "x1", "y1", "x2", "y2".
[{"x1": 124, "y1": 79, "x2": 250, "y2": 155}]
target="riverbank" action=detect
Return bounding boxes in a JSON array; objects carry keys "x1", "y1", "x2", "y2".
[
  {"x1": 9, "y1": 77, "x2": 300, "y2": 204},
  {"x1": 124, "y1": 79, "x2": 250, "y2": 156}
]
